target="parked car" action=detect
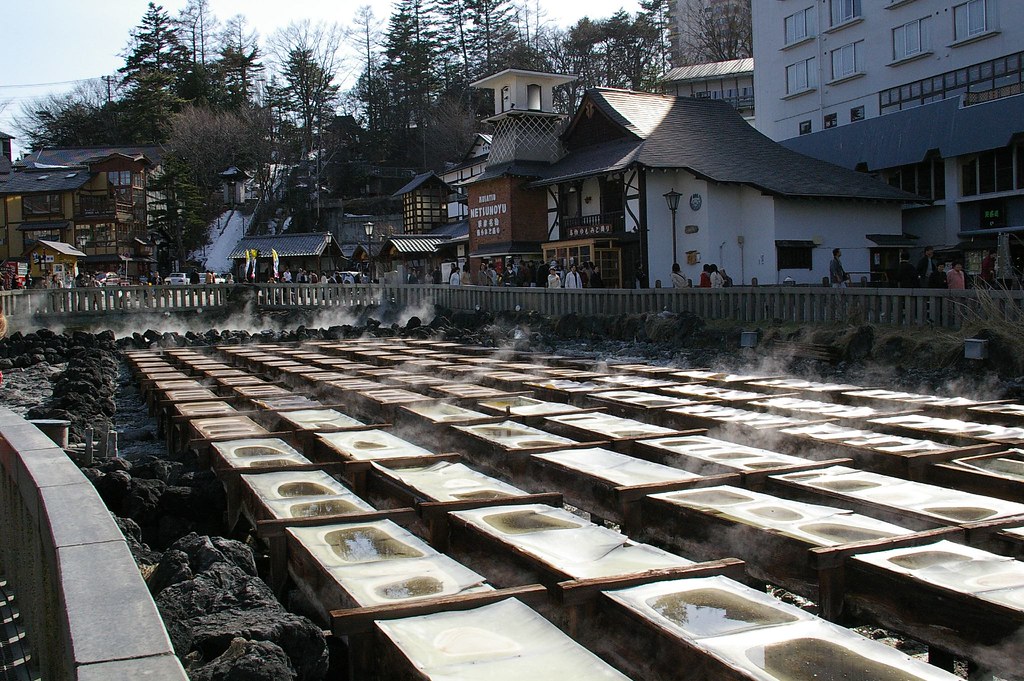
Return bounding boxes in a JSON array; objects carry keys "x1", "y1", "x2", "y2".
[
  {"x1": 97, "y1": 272, "x2": 120, "y2": 286},
  {"x1": 165, "y1": 272, "x2": 189, "y2": 285}
]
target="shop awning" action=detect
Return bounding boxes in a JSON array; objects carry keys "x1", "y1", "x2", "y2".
[
  {"x1": 17, "y1": 220, "x2": 71, "y2": 231},
  {"x1": 866, "y1": 233, "x2": 919, "y2": 247},
  {"x1": 386, "y1": 236, "x2": 445, "y2": 254},
  {"x1": 469, "y1": 241, "x2": 543, "y2": 258}
]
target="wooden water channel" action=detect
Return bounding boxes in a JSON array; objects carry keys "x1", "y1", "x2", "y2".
[
  {"x1": 129, "y1": 338, "x2": 1024, "y2": 680},
  {"x1": 3, "y1": 283, "x2": 1024, "y2": 328}
]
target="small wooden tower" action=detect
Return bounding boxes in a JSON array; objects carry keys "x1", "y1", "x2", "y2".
[{"x1": 471, "y1": 69, "x2": 576, "y2": 166}]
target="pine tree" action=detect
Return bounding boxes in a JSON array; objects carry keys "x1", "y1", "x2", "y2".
[
  {"x1": 216, "y1": 15, "x2": 264, "y2": 109},
  {"x1": 119, "y1": 3, "x2": 188, "y2": 142},
  {"x1": 383, "y1": 0, "x2": 438, "y2": 131},
  {"x1": 466, "y1": 0, "x2": 520, "y2": 77},
  {"x1": 120, "y1": 3, "x2": 188, "y2": 82},
  {"x1": 149, "y1": 155, "x2": 207, "y2": 268}
]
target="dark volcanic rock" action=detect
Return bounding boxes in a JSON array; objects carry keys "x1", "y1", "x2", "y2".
[
  {"x1": 188, "y1": 638, "x2": 297, "y2": 681},
  {"x1": 152, "y1": 534, "x2": 327, "y2": 681}
]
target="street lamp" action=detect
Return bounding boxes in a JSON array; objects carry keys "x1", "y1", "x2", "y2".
[
  {"x1": 363, "y1": 221, "x2": 374, "y2": 283},
  {"x1": 663, "y1": 188, "x2": 682, "y2": 266}
]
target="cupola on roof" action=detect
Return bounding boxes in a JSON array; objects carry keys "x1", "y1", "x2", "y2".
[{"x1": 471, "y1": 69, "x2": 576, "y2": 120}]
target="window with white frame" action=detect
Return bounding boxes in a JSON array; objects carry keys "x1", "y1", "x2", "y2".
[
  {"x1": 893, "y1": 17, "x2": 930, "y2": 61},
  {"x1": 786, "y1": 57, "x2": 817, "y2": 94},
  {"x1": 831, "y1": 41, "x2": 862, "y2": 80},
  {"x1": 785, "y1": 7, "x2": 815, "y2": 45},
  {"x1": 831, "y1": 0, "x2": 860, "y2": 26},
  {"x1": 954, "y1": 0, "x2": 988, "y2": 41}
]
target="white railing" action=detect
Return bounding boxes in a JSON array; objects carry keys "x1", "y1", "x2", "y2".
[{"x1": 2, "y1": 283, "x2": 1021, "y2": 329}]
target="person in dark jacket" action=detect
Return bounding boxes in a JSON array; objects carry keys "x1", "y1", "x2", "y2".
[
  {"x1": 895, "y1": 252, "x2": 920, "y2": 288},
  {"x1": 916, "y1": 246, "x2": 936, "y2": 283},
  {"x1": 928, "y1": 262, "x2": 948, "y2": 289}
]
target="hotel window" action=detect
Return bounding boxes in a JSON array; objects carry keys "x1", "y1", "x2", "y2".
[
  {"x1": 850, "y1": 105, "x2": 865, "y2": 122},
  {"x1": 824, "y1": 113, "x2": 838, "y2": 129},
  {"x1": 893, "y1": 17, "x2": 930, "y2": 61},
  {"x1": 786, "y1": 57, "x2": 817, "y2": 94},
  {"x1": 784, "y1": 7, "x2": 814, "y2": 45},
  {"x1": 954, "y1": 0, "x2": 988, "y2": 41},
  {"x1": 831, "y1": 41, "x2": 862, "y2": 80},
  {"x1": 962, "y1": 145, "x2": 1019, "y2": 197},
  {"x1": 22, "y1": 193, "x2": 62, "y2": 216},
  {"x1": 799, "y1": 120, "x2": 812, "y2": 135},
  {"x1": 831, "y1": 0, "x2": 860, "y2": 26}
]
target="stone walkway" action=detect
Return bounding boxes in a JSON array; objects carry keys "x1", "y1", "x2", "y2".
[{"x1": 0, "y1": 577, "x2": 36, "y2": 681}]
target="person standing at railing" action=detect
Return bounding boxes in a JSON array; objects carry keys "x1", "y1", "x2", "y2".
[
  {"x1": 916, "y1": 246, "x2": 936, "y2": 282},
  {"x1": 671, "y1": 263, "x2": 689, "y2": 288},
  {"x1": 980, "y1": 249, "x2": 997, "y2": 287},
  {"x1": 928, "y1": 262, "x2": 947, "y2": 289},
  {"x1": 947, "y1": 261, "x2": 966, "y2": 290},
  {"x1": 895, "y1": 252, "x2": 920, "y2": 288},
  {"x1": 563, "y1": 263, "x2": 583, "y2": 288},
  {"x1": 547, "y1": 266, "x2": 562, "y2": 288},
  {"x1": 448, "y1": 264, "x2": 461, "y2": 285},
  {"x1": 829, "y1": 249, "x2": 850, "y2": 288}
]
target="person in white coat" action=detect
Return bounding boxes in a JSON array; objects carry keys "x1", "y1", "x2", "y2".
[
  {"x1": 563, "y1": 263, "x2": 583, "y2": 288},
  {"x1": 448, "y1": 263, "x2": 461, "y2": 285},
  {"x1": 546, "y1": 267, "x2": 562, "y2": 288}
]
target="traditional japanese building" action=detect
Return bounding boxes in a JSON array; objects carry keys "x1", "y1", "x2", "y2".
[
  {"x1": 0, "y1": 148, "x2": 159, "y2": 280},
  {"x1": 468, "y1": 69, "x2": 920, "y2": 287}
]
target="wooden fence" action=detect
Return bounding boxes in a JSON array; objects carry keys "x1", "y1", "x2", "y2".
[{"x1": 1, "y1": 283, "x2": 1022, "y2": 329}]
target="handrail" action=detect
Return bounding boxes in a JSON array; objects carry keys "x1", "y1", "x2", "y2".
[
  {"x1": 0, "y1": 283, "x2": 1020, "y2": 329},
  {"x1": 0, "y1": 408, "x2": 187, "y2": 680}
]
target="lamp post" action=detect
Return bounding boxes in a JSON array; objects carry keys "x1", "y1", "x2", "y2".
[
  {"x1": 663, "y1": 188, "x2": 682, "y2": 266},
  {"x1": 363, "y1": 221, "x2": 374, "y2": 283}
]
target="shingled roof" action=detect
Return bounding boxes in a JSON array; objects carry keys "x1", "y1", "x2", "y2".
[
  {"x1": 0, "y1": 167, "x2": 92, "y2": 195},
  {"x1": 18, "y1": 145, "x2": 164, "y2": 169},
  {"x1": 228, "y1": 232, "x2": 341, "y2": 259},
  {"x1": 532, "y1": 89, "x2": 920, "y2": 203}
]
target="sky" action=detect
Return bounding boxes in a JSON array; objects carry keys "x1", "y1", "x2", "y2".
[{"x1": 0, "y1": 0, "x2": 641, "y2": 157}]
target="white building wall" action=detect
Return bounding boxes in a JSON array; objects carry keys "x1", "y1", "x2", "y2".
[
  {"x1": 773, "y1": 200, "x2": 903, "y2": 284},
  {"x1": 753, "y1": 0, "x2": 1024, "y2": 141},
  {"x1": 645, "y1": 170, "x2": 710, "y2": 286}
]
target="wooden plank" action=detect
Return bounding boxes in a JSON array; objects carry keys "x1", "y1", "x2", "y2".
[{"x1": 329, "y1": 584, "x2": 549, "y2": 635}]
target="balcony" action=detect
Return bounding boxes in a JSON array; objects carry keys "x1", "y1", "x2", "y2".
[
  {"x1": 74, "y1": 195, "x2": 133, "y2": 220},
  {"x1": 561, "y1": 211, "x2": 625, "y2": 239}
]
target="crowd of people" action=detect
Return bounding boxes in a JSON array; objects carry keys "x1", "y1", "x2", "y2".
[
  {"x1": 831, "y1": 246, "x2": 1004, "y2": 290},
  {"x1": 444, "y1": 258, "x2": 606, "y2": 289},
  {"x1": 669, "y1": 262, "x2": 732, "y2": 288}
]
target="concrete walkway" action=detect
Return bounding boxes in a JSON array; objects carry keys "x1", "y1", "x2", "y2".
[{"x1": 0, "y1": 576, "x2": 36, "y2": 681}]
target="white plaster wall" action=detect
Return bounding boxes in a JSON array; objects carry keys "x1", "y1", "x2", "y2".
[
  {"x1": 773, "y1": 200, "x2": 903, "y2": 284},
  {"x1": 644, "y1": 170, "x2": 710, "y2": 287}
]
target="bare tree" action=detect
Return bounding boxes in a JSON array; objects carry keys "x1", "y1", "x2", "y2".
[
  {"x1": 267, "y1": 20, "x2": 345, "y2": 153},
  {"x1": 177, "y1": 0, "x2": 218, "y2": 66},
  {"x1": 677, "y1": 0, "x2": 752, "y2": 65}
]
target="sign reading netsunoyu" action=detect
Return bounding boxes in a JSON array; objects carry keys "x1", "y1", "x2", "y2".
[{"x1": 471, "y1": 194, "x2": 508, "y2": 237}]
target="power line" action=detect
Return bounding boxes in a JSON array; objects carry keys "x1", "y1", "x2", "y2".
[{"x1": 0, "y1": 76, "x2": 106, "y2": 90}]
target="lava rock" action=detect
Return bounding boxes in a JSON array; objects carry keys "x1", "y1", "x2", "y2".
[
  {"x1": 188, "y1": 638, "x2": 297, "y2": 681},
  {"x1": 153, "y1": 534, "x2": 327, "y2": 681}
]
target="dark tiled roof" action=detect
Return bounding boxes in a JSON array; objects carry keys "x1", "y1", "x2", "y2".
[
  {"x1": 427, "y1": 220, "x2": 469, "y2": 239},
  {"x1": 528, "y1": 139, "x2": 642, "y2": 186},
  {"x1": 0, "y1": 131, "x2": 13, "y2": 140},
  {"x1": 476, "y1": 160, "x2": 551, "y2": 182},
  {"x1": 228, "y1": 232, "x2": 338, "y2": 259},
  {"x1": 534, "y1": 89, "x2": 920, "y2": 203},
  {"x1": 782, "y1": 95, "x2": 1024, "y2": 172},
  {"x1": 0, "y1": 168, "x2": 92, "y2": 195},
  {"x1": 19, "y1": 145, "x2": 164, "y2": 168},
  {"x1": 0, "y1": 155, "x2": 10, "y2": 177},
  {"x1": 393, "y1": 171, "x2": 449, "y2": 197},
  {"x1": 866, "y1": 233, "x2": 919, "y2": 247},
  {"x1": 17, "y1": 220, "x2": 71, "y2": 231}
]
